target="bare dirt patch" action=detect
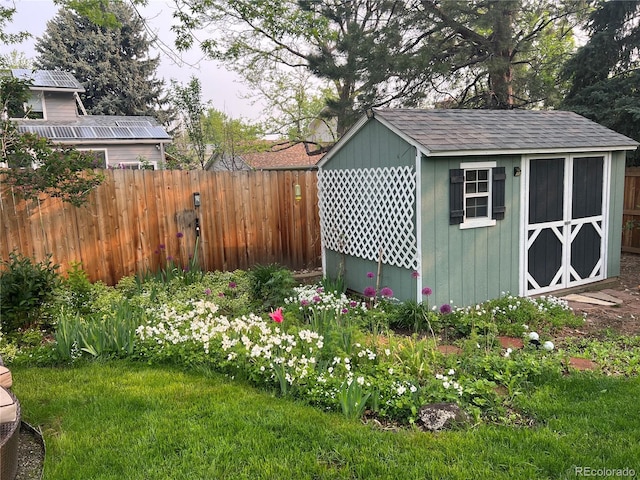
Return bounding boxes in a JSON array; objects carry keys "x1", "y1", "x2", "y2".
[{"x1": 560, "y1": 253, "x2": 640, "y2": 338}]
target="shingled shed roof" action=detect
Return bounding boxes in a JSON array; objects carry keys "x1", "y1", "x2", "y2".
[{"x1": 370, "y1": 109, "x2": 639, "y2": 156}]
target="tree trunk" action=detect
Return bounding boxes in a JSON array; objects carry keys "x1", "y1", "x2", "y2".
[{"x1": 487, "y1": 1, "x2": 517, "y2": 108}]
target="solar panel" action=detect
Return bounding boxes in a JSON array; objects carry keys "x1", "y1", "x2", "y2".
[
  {"x1": 17, "y1": 125, "x2": 53, "y2": 137},
  {"x1": 115, "y1": 120, "x2": 152, "y2": 127},
  {"x1": 15, "y1": 123, "x2": 170, "y2": 140},
  {"x1": 93, "y1": 126, "x2": 115, "y2": 138},
  {"x1": 75, "y1": 126, "x2": 96, "y2": 138},
  {"x1": 148, "y1": 127, "x2": 172, "y2": 139},
  {"x1": 129, "y1": 127, "x2": 151, "y2": 137},
  {"x1": 44, "y1": 71, "x2": 82, "y2": 89},
  {"x1": 51, "y1": 126, "x2": 75, "y2": 138}
]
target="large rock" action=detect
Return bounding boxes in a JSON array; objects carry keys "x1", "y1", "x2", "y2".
[{"x1": 416, "y1": 402, "x2": 470, "y2": 432}]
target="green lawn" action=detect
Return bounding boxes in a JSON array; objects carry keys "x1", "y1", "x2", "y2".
[{"x1": 12, "y1": 361, "x2": 640, "y2": 480}]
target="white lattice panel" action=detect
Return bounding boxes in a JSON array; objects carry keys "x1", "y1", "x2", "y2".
[{"x1": 318, "y1": 166, "x2": 418, "y2": 270}]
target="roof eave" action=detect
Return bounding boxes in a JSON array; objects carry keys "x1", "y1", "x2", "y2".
[
  {"x1": 49, "y1": 139, "x2": 172, "y2": 145},
  {"x1": 425, "y1": 145, "x2": 639, "y2": 157},
  {"x1": 30, "y1": 86, "x2": 85, "y2": 93}
]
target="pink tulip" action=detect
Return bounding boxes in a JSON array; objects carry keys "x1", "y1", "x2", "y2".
[{"x1": 269, "y1": 307, "x2": 284, "y2": 324}]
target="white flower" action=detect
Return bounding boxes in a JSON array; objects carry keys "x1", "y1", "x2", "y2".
[
  {"x1": 397, "y1": 385, "x2": 407, "y2": 395},
  {"x1": 528, "y1": 331, "x2": 539, "y2": 341},
  {"x1": 504, "y1": 347, "x2": 513, "y2": 357},
  {"x1": 542, "y1": 341, "x2": 554, "y2": 351},
  {"x1": 384, "y1": 349, "x2": 391, "y2": 356},
  {"x1": 388, "y1": 368, "x2": 394, "y2": 375},
  {"x1": 443, "y1": 381, "x2": 450, "y2": 389},
  {"x1": 356, "y1": 376, "x2": 365, "y2": 386},
  {"x1": 410, "y1": 385, "x2": 417, "y2": 393},
  {"x1": 448, "y1": 369, "x2": 455, "y2": 376}
]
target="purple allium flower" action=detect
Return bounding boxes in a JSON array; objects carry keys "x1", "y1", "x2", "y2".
[
  {"x1": 316, "y1": 287, "x2": 324, "y2": 293},
  {"x1": 204, "y1": 288, "x2": 212, "y2": 295},
  {"x1": 363, "y1": 286, "x2": 377, "y2": 298},
  {"x1": 367, "y1": 272, "x2": 375, "y2": 278},
  {"x1": 301, "y1": 299, "x2": 310, "y2": 307},
  {"x1": 349, "y1": 301, "x2": 358, "y2": 308},
  {"x1": 159, "y1": 244, "x2": 166, "y2": 250},
  {"x1": 422, "y1": 287, "x2": 433, "y2": 296},
  {"x1": 313, "y1": 295, "x2": 322, "y2": 303},
  {"x1": 229, "y1": 281, "x2": 237, "y2": 289},
  {"x1": 218, "y1": 292, "x2": 225, "y2": 297},
  {"x1": 176, "y1": 232, "x2": 184, "y2": 238},
  {"x1": 439, "y1": 304, "x2": 452, "y2": 314},
  {"x1": 412, "y1": 270, "x2": 420, "y2": 278},
  {"x1": 380, "y1": 287, "x2": 394, "y2": 298},
  {"x1": 154, "y1": 250, "x2": 159, "y2": 255},
  {"x1": 167, "y1": 255, "x2": 173, "y2": 261},
  {"x1": 341, "y1": 308, "x2": 349, "y2": 314}
]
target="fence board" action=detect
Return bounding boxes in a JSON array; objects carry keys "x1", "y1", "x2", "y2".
[
  {"x1": 0, "y1": 169, "x2": 321, "y2": 285},
  {"x1": 622, "y1": 167, "x2": 640, "y2": 254}
]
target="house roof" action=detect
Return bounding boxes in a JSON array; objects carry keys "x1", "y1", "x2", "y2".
[
  {"x1": 242, "y1": 142, "x2": 320, "y2": 169},
  {"x1": 11, "y1": 69, "x2": 85, "y2": 92},
  {"x1": 16, "y1": 116, "x2": 171, "y2": 142},
  {"x1": 372, "y1": 109, "x2": 639, "y2": 156}
]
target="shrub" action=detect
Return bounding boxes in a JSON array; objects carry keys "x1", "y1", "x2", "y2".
[
  {"x1": 0, "y1": 251, "x2": 61, "y2": 334},
  {"x1": 248, "y1": 264, "x2": 295, "y2": 310}
]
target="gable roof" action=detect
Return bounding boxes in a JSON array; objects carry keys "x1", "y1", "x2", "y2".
[
  {"x1": 16, "y1": 116, "x2": 171, "y2": 142},
  {"x1": 320, "y1": 109, "x2": 639, "y2": 166},
  {"x1": 375, "y1": 109, "x2": 639, "y2": 155},
  {"x1": 11, "y1": 69, "x2": 85, "y2": 92},
  {"x1": 242, "y1": 143, "x2": 320, "y2": 169}
]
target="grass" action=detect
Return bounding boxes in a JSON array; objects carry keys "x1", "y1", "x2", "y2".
[{"x1": 12, "y1": 361, "x2": 640, "y2": 479}]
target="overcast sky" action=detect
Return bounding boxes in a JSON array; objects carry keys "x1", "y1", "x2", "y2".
[{"x1": 0, "y1": 0, "x2": 260, "y2": 120}]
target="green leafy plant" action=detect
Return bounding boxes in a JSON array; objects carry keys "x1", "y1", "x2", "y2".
[
  {"x1": 54, "y1": 299, "x2": 141, "y2": 360},
  {"x1": 248, "y1": 264, "x2": 295, "y2": 310},
  {"x1": 63, "y1": 261, "x2": 95, "y2": 314},
  {"x1": 337, "y1": 378, "x2": 371, "y2": 420},
  {"x1": 0, "y1": 251, "x2": 61, "y2": 334}
]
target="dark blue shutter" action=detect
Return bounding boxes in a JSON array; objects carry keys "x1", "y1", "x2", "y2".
[
  {"x1": 449, "y1": 169, "x2": 464, "y2": 225},
  {"x1": 492, "y1": 166, "x2": 506, "y2": 220}
]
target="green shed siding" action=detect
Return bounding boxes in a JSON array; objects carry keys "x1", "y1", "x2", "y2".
[
  {"x1": 320, "y1": 112, "x2": 634, "y2": 308},
  {"x1": 322, "y1": 120, "x2": 416, "y2": 171},
  {"x1": 420, "y1": 155, "x2": 521, "y2": 307},
  {"x1": 607, "y1": 151, "x2": 627, "y2": 277},
  {"x1": 322, "y1": 119, "x2": 419, "y2": 301},
  {"x1": 325, "y1": 251, "x2": 417, "y2": 301}
]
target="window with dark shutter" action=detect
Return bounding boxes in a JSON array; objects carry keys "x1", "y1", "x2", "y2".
[
  {"x1": 449, "y1": 168, "x2": 464, "y2": 225},
  {"x1": 492, "y1": 166, "x2": 506, "y2": 220},
  {"x1": 452, "y1": 161, "x2": 504, "y2": 229}
]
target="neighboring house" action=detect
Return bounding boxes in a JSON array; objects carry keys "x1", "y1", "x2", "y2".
[
  {"x1": 317, "y1": 108, "x2": 639, "y2": 307},
  {"x1": 9, "y1": 69, "x2": 171, "y2": 169},
  {"x1": 208, "y1": 142, "x2": 321, "y2": 171}
]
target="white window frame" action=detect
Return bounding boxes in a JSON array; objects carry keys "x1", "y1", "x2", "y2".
[
  {"x1": 24, "y1": 92, "x2": 45, "y2": 119},
  {"x1": 112, "y1": 161, "x2": 157, "y2": 170},
  {"x1": 459, "y1": 160, "x2": 497, "y2": 229},
  {"x1": 78, "y1": 149, "x2": 108, "y2": 169}
]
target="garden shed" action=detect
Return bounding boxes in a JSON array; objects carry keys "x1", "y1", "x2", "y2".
[{"x1": 317, "y1": 109, "x2": 638, "y2": 308}]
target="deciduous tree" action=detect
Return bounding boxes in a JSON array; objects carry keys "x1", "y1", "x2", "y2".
[{"x1": 0, "y1": 76, "x2": 103, "y2": 206}]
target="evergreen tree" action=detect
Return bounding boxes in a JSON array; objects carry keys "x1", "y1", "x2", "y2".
[
  {"x1": 34, "y1": 1, "x2": 171, "y2": 123},
  {"x1": 561, "y1": 0, "x2": 640, "y2": 165}
]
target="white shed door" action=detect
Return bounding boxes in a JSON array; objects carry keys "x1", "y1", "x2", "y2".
[{"x1": 524, "y1": 155, "x2": 607, "y2": 295}]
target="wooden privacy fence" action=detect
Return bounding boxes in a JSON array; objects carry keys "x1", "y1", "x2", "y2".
[
  {"x1": 0, "y1": 169, "x2": 321, "y2": 285},
  {"x1": 623, "y1": 167, "x2": 640, "y2": 254}
]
